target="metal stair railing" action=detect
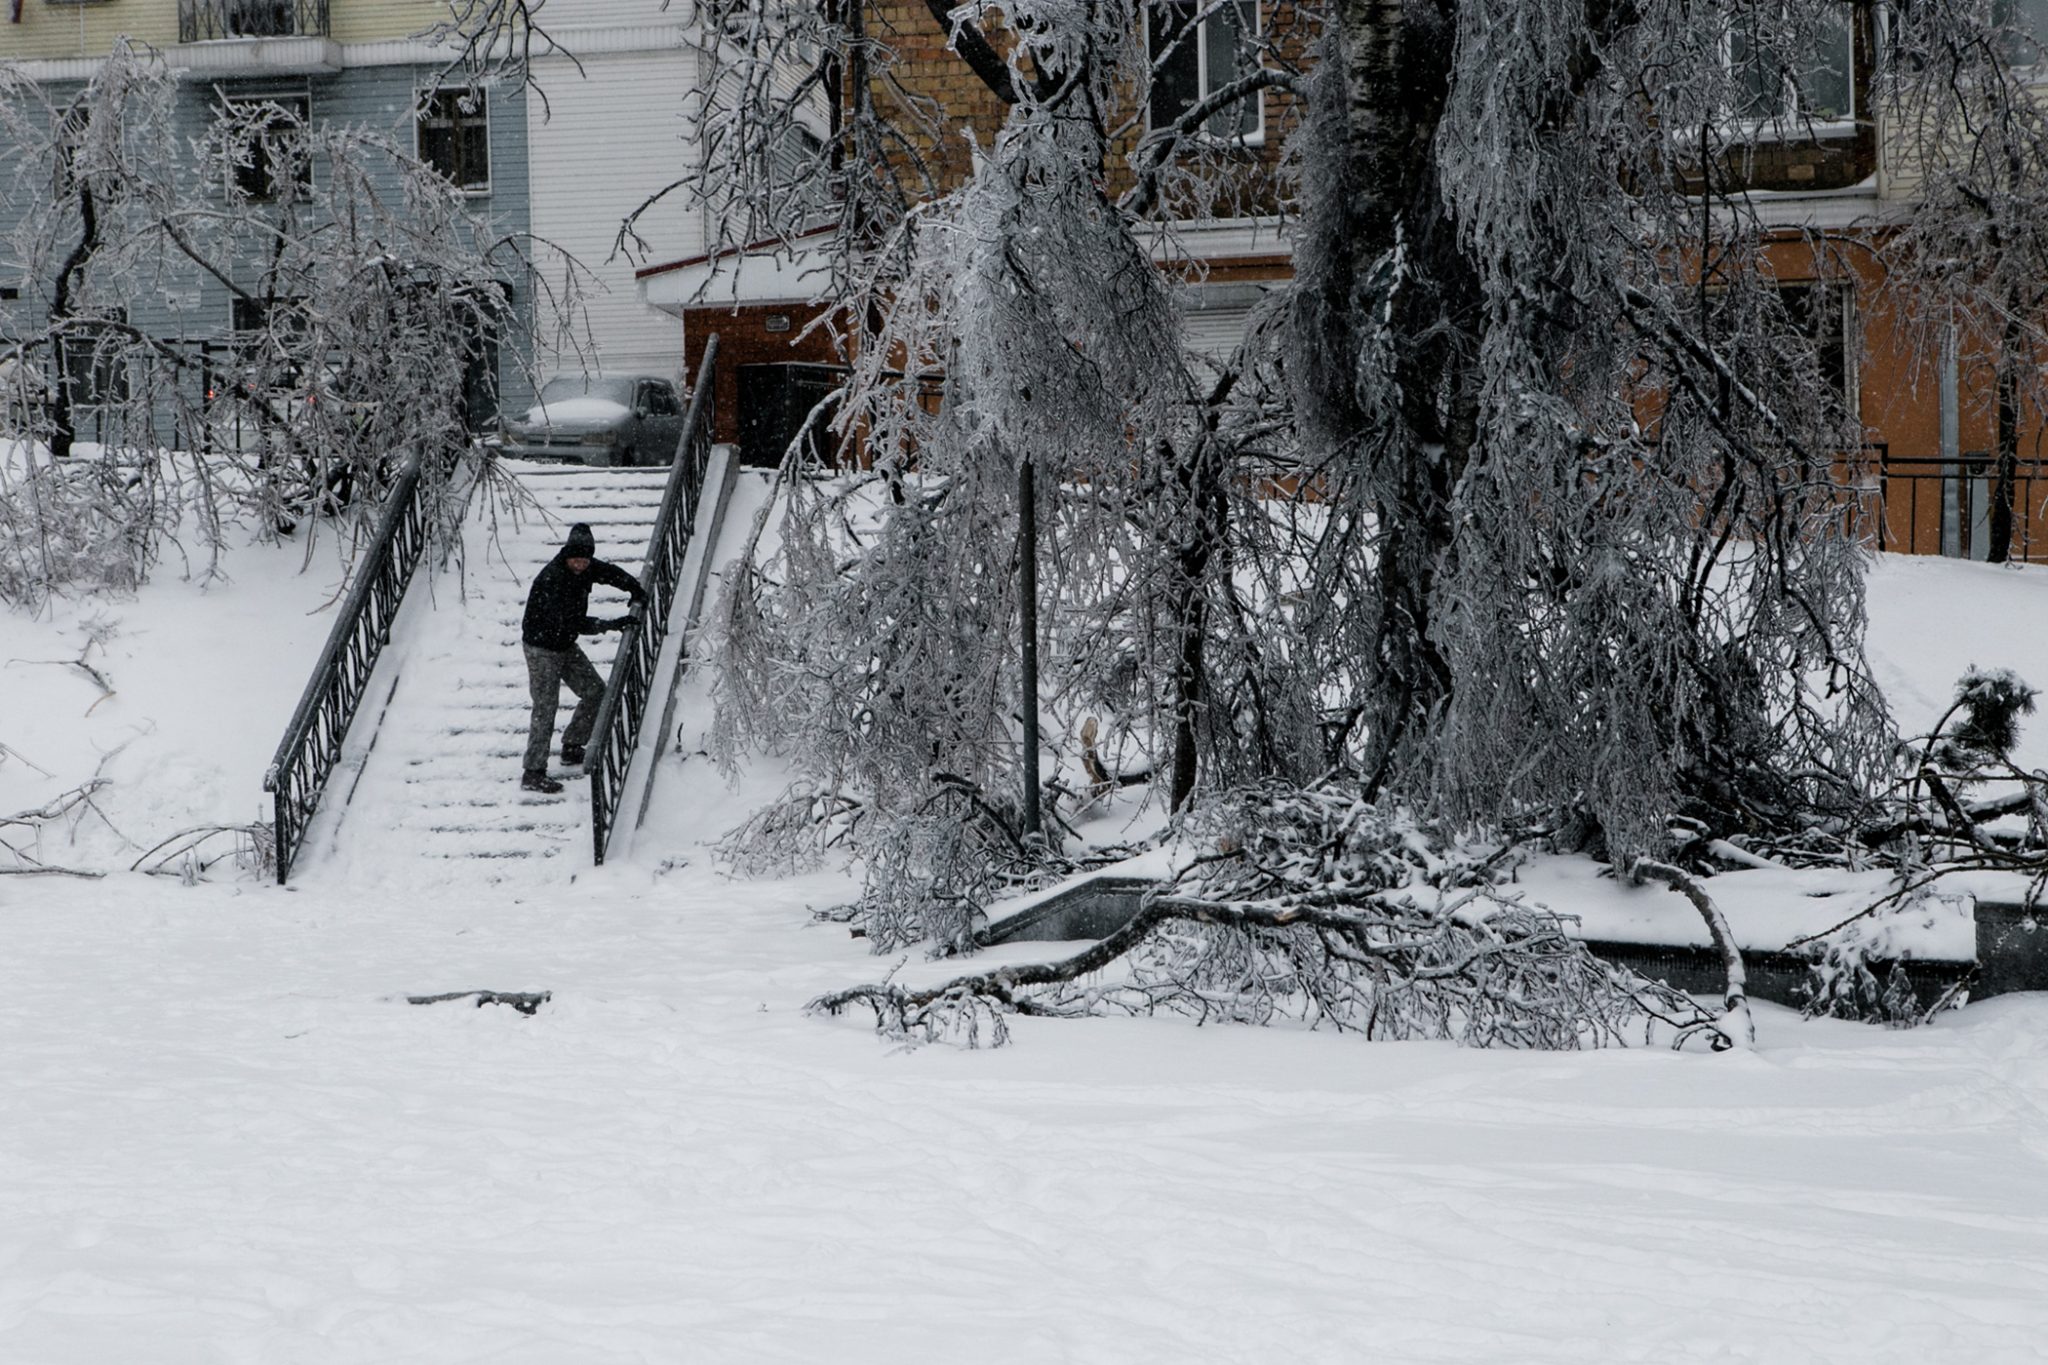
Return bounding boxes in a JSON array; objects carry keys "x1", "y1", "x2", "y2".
[
  {"x1": 262, "y1": 446, "x2": 448, "y2": 882},
  {"x1": 587, "y1": 335, "x2": 720, "y2": 864}
]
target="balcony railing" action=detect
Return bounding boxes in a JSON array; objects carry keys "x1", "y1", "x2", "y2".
[
  {"x1": 1877, "y1": 450, "x2": 2048, "y2": 562},
  {"x1": 179, "y1": 0, "x2": 330, "y2": 42}
]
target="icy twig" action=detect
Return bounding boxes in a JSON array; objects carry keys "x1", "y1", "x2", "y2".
[{"x1": 0, "y1": 740, "x2": 53, "y2": 777}]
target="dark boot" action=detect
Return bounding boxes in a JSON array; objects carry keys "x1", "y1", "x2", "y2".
[
  {"x1": 520, "y1": 769, "x2": 563, "y2": 794},
  {"x1": 561, "y1": 744, "x2": 586, "y2": 768}
]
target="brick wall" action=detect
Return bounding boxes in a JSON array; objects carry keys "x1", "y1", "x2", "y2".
[
  {"x1": 858, "y1": 0, "x2": 1307, "y2": 216},
  {"x1": 682, "y1": 303, "x2": 846, "y2": 445}
]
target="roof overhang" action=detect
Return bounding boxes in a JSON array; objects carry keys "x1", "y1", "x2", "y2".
[{"x1": 637, "y1": 228, "x2": 836, "y2": 318}]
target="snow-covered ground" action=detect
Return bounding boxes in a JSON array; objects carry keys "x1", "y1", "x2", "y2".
[
  {"x1": 0, "y1": 514, "x2": 355, "y2": 872},
  {"x1": 5, "y1": 531, "x2": 2048, "y2": 1360}
]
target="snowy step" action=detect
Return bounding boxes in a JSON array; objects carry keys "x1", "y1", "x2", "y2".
[{"x1": 306, "y1": 458, "x2": 676, "y2": 889}]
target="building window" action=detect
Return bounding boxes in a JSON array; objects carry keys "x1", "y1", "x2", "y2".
[
  {"x1": 1995, "y1": 0, "x2": 2048, "y2": 63},
  {"x1": 229, "y1": 294, "x2": 309, "y2": 340},
  {"x1": 769, "y1": 125, "x2": 836, "y2": 228},
  {"x1": 220, "y1": 92, "x2": 312, "y2": 201},
  {"x1": 1147, "y1": 0, "x2": 1262, "y2": 142},
  {"x1": 1777, "y1": 281, "x2": 1856, "y2": 413},
  {"x1": 1728, "y1": 8, "x2": 1854, "y2": 125},
  {"x1": 223, "y1": 0, "x2": 301, "y2": 37},
  {"x1": 416, "y1": 89, "x2": 490, "y2": 194},
  {"x1": 59, "y1": 311, "x2": 130, "y2": 411}
]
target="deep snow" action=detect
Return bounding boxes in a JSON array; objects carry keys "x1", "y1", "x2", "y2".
[{"x1": 5, "y1": 514, "x2": 2048, "y2": 1360}]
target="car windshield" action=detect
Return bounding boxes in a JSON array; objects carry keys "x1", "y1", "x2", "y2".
[{"x1": 539, "y1": 376, "x2": 635, "y2": 406}]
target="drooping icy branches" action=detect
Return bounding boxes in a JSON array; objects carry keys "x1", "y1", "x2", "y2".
[{"x1": 693, "y1": 0, "x2": 1950, "y2": 879}]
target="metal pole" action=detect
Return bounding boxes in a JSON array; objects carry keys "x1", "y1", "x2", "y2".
[{"x1": 1018, "y1": 455, "x2": 1041, "y2": 841}]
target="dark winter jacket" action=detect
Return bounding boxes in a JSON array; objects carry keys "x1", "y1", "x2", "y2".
[{"x1": 522, "y1": 547, "x2": 646, "y2": 651}]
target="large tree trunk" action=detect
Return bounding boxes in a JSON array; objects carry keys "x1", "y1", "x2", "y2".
[
  {"x1": 48, "y1": 173, "x2": 99, "y2": 462},
  {"x1": 1309, "y1": 0, "x2": 1476, "y2": 799}
]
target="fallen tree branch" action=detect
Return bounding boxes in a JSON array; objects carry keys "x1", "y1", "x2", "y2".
[
  {"x1": 814, "y1": 883, "x2": 1717, "y2": 1050},
  {"x1": 129, "y1": 822, "x2": 271, "y2": 880},
  {"x1": 1631, "y1": 857, "x2": 1754, "y2": 1049},
  {"x1": 405, "y1": 990, "x2": 552, "y2": 1015},
  {"x1": 1705, "y1": 838, "x2": 1785, "y2": 871},
  {"x1": 6, "y1": 651, "x2": 115, "y2": 712}
]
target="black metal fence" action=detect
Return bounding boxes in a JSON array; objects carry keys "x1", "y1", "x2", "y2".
[
  {"x1": 587, "y1": 336, "x2": 721, "y2": 865},
  {"x1": 1876, "y1": 450, "x2": 2048, "y2": 561},
  {"x1": 261, "y1": 445, "x2": 447, "y2": 882},
  {"x1": 179, "y1": 0, "x2": 330, "y2": 41}
]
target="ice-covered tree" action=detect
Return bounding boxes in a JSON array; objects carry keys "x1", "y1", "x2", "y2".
[
  {"x1": 0, "y1": 42, "x2": 549, "y2": 601},
  {"x1": 1873, "y1": 1, "x2": 2048, "y2": 563},
  {"x1": 414, "y1": 0, "x2": 2048, "y2": 1044},
  {"x1": 1279, "y1": 0, "x2": 1909, "y2": 857},
  {"x1": 696, "y1": 0, "x2": 1318, "y2": 905},
  {"x1": 690, "y1": 0, "x2": 1919, "y2": 858}
]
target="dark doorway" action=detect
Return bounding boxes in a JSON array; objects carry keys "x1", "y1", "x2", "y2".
[
  {"x1": 737, "y1": 362, "x2": 845, "y2": 468},
  {"x1": 451, "y1": 283, "x2": 509, "y2": 433}
]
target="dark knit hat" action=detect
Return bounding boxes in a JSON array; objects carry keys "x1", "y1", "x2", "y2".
[{"x1": 564, "y1": 523, "x2": 596, "y2": 558}]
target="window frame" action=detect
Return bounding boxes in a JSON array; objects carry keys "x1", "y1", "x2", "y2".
[
  {"x1": 222, "y1": 0, "x2": 302, "y2": 38},
  {"x1": 217, "y1": 88, "x2": 314, "y2": 203},
  {"x1": 58, "y1": 308, "x2": 131, "y2": 412},
  {"x1": 1774, "y1": 278, "x2": 1861, "y2": 420},
  {"x1": 414, "y1": 86, "x2": 492, "y2": 197},
  {"x1": 1722, "y1": 5, "x2": 1859, "y2": 140},
  {"x1": 1145, "y1": 0, "x2": 1267, "y2": 147}
]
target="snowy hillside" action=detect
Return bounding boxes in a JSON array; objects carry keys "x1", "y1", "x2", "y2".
[{"x1": 0, "y1": 521, "x2": 357, "y2": 874}]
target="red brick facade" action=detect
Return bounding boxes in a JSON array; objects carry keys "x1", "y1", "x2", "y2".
[{"x1": 681, "y1": 304, "x2": 846, "y2": 447}]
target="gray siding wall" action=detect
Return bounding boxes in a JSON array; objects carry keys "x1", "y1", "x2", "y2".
[{"x1": 0, "y1": 65, "x2": 534, "y2": 432}]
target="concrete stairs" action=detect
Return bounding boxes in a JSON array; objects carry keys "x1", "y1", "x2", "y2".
[{"x1": 310, "y1": 460, "x2": 670, "y2": 886}]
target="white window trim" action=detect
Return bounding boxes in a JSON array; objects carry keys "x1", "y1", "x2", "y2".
[
  {"x1": 1145, "y1": 0, "x2": 1268, "y2": 149},
  {"x1": 414, "y1": 85, "x2": 493, "y2": 198},
  {"x1": 1721, "y1": 9, "x2": 1858, "y2": 143}
]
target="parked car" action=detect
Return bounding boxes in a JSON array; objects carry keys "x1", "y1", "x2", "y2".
[
  {"x1": 495, "y1": 373, "x2": 686, "y2": 468},
  {"x1": 204, "y1": 360, "x2": 379, "y2": 457}
]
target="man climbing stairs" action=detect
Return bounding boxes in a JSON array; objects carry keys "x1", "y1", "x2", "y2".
[{"x1": 311, "y1": 461, "x2": 671, "y2": 884}]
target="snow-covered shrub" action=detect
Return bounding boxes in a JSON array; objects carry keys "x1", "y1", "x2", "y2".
[
  {"x1": 1942, "y1": 667, "x2": 2036, "y2": 765},
  {"x1": 0, "y1": 449, "x2": 167, "y2": 606},
  {"x1": 1798, "y1": 888, "x2": 1970, "y2": 1027}
]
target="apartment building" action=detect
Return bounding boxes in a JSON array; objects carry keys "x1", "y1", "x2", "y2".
[{"x1": 2, "y1": 0, "x2": 705, "y2": 425}]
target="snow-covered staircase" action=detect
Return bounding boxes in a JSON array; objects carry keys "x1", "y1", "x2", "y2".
[{"x1": 307, "y1": 461, "x2": 670, "y2": 886}]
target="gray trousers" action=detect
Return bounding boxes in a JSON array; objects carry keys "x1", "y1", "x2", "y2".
[{"x1": 523, "y1": 643, "x2": 605, "y2": 772}]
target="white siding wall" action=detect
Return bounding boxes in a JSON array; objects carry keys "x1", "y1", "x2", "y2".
[
  {"x1": 1181, "y1": 304, "x2": 1254, "y2": 363},
  {"x1": 538, "y1": 0, "x2": 677, "y2": 29},
  {"x1": 528, "y1": 44, "x2": 701, "y2": 383}
]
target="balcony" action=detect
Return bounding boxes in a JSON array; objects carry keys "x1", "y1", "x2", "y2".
[
  {"x1": 179, "y1": 0, "x2": 329, "y2": 42},
  {"x1": 173, "y1": 0, "x2": 339, "y2": 76}
]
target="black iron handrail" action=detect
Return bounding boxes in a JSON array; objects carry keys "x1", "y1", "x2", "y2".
[
  {"x1": 588, "y1": 336, "x2": 721, "y2": 864},
  {"x1": 179, "y1": 0, "x2": 330, "y2": 42},
  {"x1": 262, "y1": 446, "x2": 448, "y2": 881}
]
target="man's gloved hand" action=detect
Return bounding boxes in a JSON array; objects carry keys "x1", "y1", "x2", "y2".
[{"x1": 604, "y1": 614, "x2": 637, "y2": 632}]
